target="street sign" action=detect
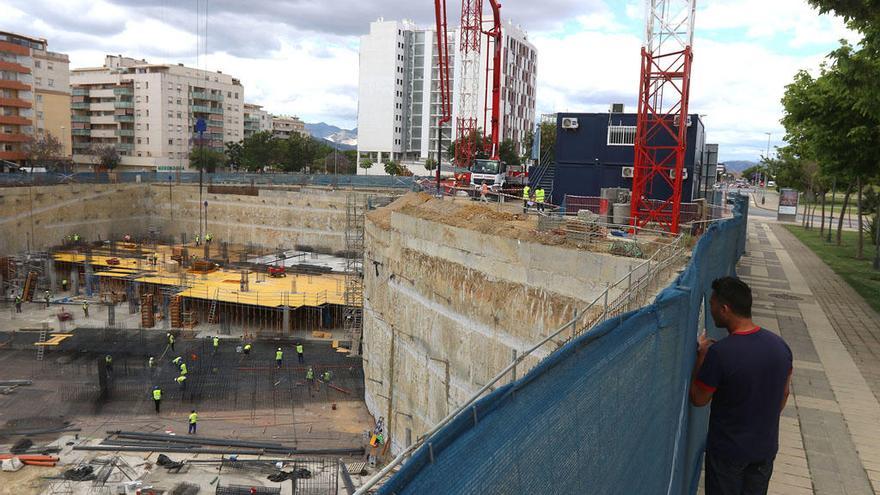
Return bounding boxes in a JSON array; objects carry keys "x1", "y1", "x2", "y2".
[
  {"x1": 777, "y1": 188, "x2": 799, "y2": 222},
  {"x1": 194, "y1": 118, "x2": 207, "y2": 133}
]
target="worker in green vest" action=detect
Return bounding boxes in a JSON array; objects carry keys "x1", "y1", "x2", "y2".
[
  {"x1": 82, "y1": 301, "x2": 89, "y2": 317},
  {"x1": 104, "y1": 355, "x2": 113, "y2": 374},
  {"x1": 152, "y1": 386, "x2": 162, "y2": 414},
  {"x1": 179, "y1": 362, "x2": 187, "y2": 376},
  {"x1": 172, "y1": 356, "x2": 182, "y2": 366},
  {"x1": 205, "y1": 233, "x2": 213, "y2": 243},
  {"x1": 61, "y1": 278, "x2": 68, "y2": 291},
  {"x1": 322, "y1": 370, "x2": 332, "y2": 384},
  {"x1": 243, "y1": 343, "x2": 252, "y2": 356},
  {"x1": 188, "y1": 410, "x2": 198, "y2": 434},
  {"x1": 275, "y1": 348, "x2": 283, "y2": 368},
  {"x1": 306, "y1": 366, "x2": 315, "y2": 387},
  {"x1": 194, "y1": 234, "x2": 200, "y2": 246},
  {"x1": 212, "y1": 336, "x2": 219, "y2": 354},
  {"x1": 176, "y1": 374, "x2": 187, "y2": 390},
  {"x1": 296, "y1": 343, "x2": 304, "y2": 364},
  {"x1": 522, "y1": 185, "x2": 531, "y2": 212},
  {"x1": 535, "y1": 188, "x2": 546, "y2": 212},
  {"x1": 148, "y1": 356, "x2": 155, "y2": 369},
  {"x1": 167, "y1": 332, "x2": 175, "y2": 351}
]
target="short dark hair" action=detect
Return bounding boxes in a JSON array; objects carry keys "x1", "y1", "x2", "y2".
[{"x1": 711, "y1": 276, "x2": 752, "y2": 317}]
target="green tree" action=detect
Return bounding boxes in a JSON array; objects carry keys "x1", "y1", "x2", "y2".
[
  {"x1": 359, "y1": 159, "x2": 374, "y2": 174},
  {"x1": 424, "y1": 157, "x2": 437, "y2": 172},
  {"x1": 240, "y1": 131, "x2": 281, "y2": 172},
  {"x1": 189, "y1": 148, "x2": 225, "y2": 172},
  {"x1": 225, "y1": 141, "x2": 243, "y2": 170},
  {"x1": 93, "y1": 145, "x2": 120, "y2": 171},
  {"x1": 447, "y1": 130, "x2": 488, "y2": 165},
  {"x1": 498, "y1": 139, "x2": 521, "y2": 166}
]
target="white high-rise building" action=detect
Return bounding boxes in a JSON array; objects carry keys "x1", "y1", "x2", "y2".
[
  {"x1": 70, "y1": 55, "x2": 245, "y2": 172},
  {"x1": 243, "y1": 103, "x2": 272, "y2": 137},
  {"x1": 356, "y1": 19, "x2": 537, "y2": 175}
]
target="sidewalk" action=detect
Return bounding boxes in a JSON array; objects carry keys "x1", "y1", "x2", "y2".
[{"x1": 732, "y1": 216, "x2": 880, "y2": 494}]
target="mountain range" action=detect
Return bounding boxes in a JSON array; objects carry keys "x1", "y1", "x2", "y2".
[
  {"x1": 304, "y1": 122, "x2": 357, "y2": 150},
  {"x1": 722, "y1": 160, "x2": 758, "y2": 172}
]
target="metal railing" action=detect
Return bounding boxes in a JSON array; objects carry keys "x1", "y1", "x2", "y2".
[{"x1": 354, "y1": 225, "x2": 687, "y2": 494}]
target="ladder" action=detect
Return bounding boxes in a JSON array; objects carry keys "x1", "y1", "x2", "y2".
[
  {"x1": 23, "y1": 271, "x2": 38, "y2": 302},
  {"x1": 141, "y1": 294, "x2": 155, "y2": 328},
  {"x1": 35, "y1": 324, "x2": 48, "y2": 361},
  {"x1": 207, "y1": 288, "x2": 220, "y2": 324}
]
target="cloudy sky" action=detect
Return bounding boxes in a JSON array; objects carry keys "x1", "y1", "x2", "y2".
[{"x1": 1, "y1": 0, "x2": 859, "y2": 161}]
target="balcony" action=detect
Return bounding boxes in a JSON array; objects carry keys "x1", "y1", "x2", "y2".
[
  {"x1": 71, "y1": 129, "x2": 91, "y2": 136},
  {"x1": 0, "y1": 79, "x2": 31, "y2": 91},
  {"x1": 72, "y1": 142, "x2": 91, "y2": 151},
  {"x1": 115, "y1": 129, "x2": 134, "y2": 137},
  {"x1": 113, "y1": 87, "x2": 134, "y2": 96},
  {"x1": 0, "y1": 41, "x2": 29, "y2": 56},
  {"x1": 114, "y1": 101, "x2": 134, "y2": 109},
  {"x1": 0, "y1": 115, "x2": 30, "y2": 125},
  {"x1": 116, "y1": 143, "x2": 134, "y2": 152},
  {"x1": 72, "y1": 88, "x2": 89, "y2": 96},
  {"x1": 71, "y1": 101, "x2": 90, "y2": 109},
  {"x1": 114, "y1": 114, "x2": 134, "y2": 123},
  {"x1": 0, "y1": 60, "x2": 30, "y2": 74},
  {"x1": 72, "y1": 115, "x2": 90, "y2": 122},
  {"x1": 0, "y1": 133, "x2": 29, "y2": 143},
  {"x1": 208, "y1": 119, "x2": 223, "y2": 126},
  {"x1": 190, "y1": 91, "x2": 223, "y2": 102},
  {"x1": 0, "y1": 97, "x2": 32, "y2": 108},
  {"x1": 0, "y1": 150, "x2": 27, "y2": 161}
]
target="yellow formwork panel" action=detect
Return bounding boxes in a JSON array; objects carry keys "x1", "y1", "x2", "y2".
[{"x1": 54, "y1": 249, "x2": 347, "y2": 309}]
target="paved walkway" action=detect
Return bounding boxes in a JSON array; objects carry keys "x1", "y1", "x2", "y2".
[{"x1": 734, "y1": 217, "x2": 880, "y2": 494}]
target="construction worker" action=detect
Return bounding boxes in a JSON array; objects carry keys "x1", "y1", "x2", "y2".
[
  {"x1": 480, "y1": 182, "x2": 489, "y2": 202},
  {"x1": 14, "y1": 294, "x2": 22, "y2": 313},
  {"x1": 322, "y1": 370, "x2": 332, "y2": 385},
  {"x1": 104, "y1": 355, "x2": 113, "y2": 374},
  {"x1": 148, "y1": 356, "x2": 155, "y2": 369},
  {"x1": 188, "y1": 410, "x2": 198, "y2": 435},
  {"x1": 296, "y1": 342, "x2": 304, "y2": 364},
  {"x1": 535, "y1": 187, "x2": 546, "y2": 212},
  {"x1": 176, "y1": 374, "x2": 187, "y2": 390},
  {"x1": 172, "y1": 356, "x2": 182, "y2": 366},
  {"x1": 306, "y1": 366, "x2": 315, "y2": 387},
  {"x1": 179, "y1": 362, "x2": 188, "y2": 376},
  {"x1": 44, "y1": 290, "x2": 51, "y2": 308},
  {"x1": 152, "y1": 386, "x2": 162, "y2": 414},
  {"x1": 167, "y1": 332, "x2": 175, "y2": 351},
  {"x1": 243, "y1": 343, "x2": 252, "y2": 356},
  {"x1": 82, "y1": 301, "x2": 89, "y2": 317},
  {"x1": 205, "y1": 233, "x2": 213, "y2": 243},
  {"x1": 194, "y1": 234, "x2": 200, "y2": 246},
  {"x1": 522, "y1": 185, "x2": 531, "y2": 212},
  {"x1": 61, "y1": 278, "x2": 68, "y2": 292},
  {"x1": 212, "y1": 336, "x2": 219, "y2": 354},
  {"x1": 275, "y1": 348, "x2": 283, "y2": 368}
]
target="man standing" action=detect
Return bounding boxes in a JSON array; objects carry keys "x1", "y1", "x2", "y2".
[
  {"x1": 61, "y1": 278, "x2": 68, "y2": 292},
  {"x1": 176, "y1": 374, "x2": 187, "y2": 391},
  {"x1": 104, "y1": 355, "x2": 113, "y2": 375},
  {"x1": 44, "y1": 290, "x2": 51, "y2": 308},
  {"x1": 535, "y1": 187, "x2": 546, "y2": 212},
  {"x1": 480, "y1": 182, "x2": 489, "y2": 203},
  {"x1": 14, "y1": 294, "x2": 21, "y2": 313},
  {"x1": 152, "y1": 386, "x2": 162, "y2": 414},
  {"x1": 243, "y1": 342, "x2": 251, "y2": 356},
  {"x1": 188, "y1": 410, "x2": 198, "y2": 434},
  {"x1": 167, "y1": 332, "x2": 175, "y2": 351},
  {"x1": 522, "y1": 185, "x2": 530, "y2": 212},
  {"x1": 212, "y1": 336, "x2": 219, "y2": 354},
  {"x1": 82, "y1": 301, "x2": 89, "y2": 318},
  {"x1": 690, "y1": 277, "x2": 792, "y2": 495},
  {"x1": 306, "y1": 366, "x2": 315, "y2": 389},
  {"x1": 275, "y1": 348, "x2": 283, "y2": 368},
  {"x1": 296, "y1": 343, "x2": 304, "y2": 364}
]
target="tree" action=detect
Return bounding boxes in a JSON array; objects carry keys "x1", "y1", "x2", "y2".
[
  {"x1": 447, "y1": 130, "x2": 489, "y2": 164},
  {"x1": 498, "y1": 139, "x2": 521, "y2": 166},
  {"x1": 225, "y1": 141, "x2": 243, "y2": 170},
  {"x1": 359, "y1": 159, "x2": 374, "y2": 174},
  {"x1": 525, "y1": 121, "x2": 557, "y2": 164},
  {"x1": 384, "y1": 160, "x2": 412, "y2": 176},
  {"x1": 23, "y1": 132, "x2": 63, "y2": 170},
  {"x1": 93, "y1": 145, "x2": 120, "y2": 171},
  {"x1": 424, "y1": 158, "x2": 437, "y2": 172},
  {"x1": 189, "y1": 148, "x2": 225, "y2": 172},
  {"x1": 323, "y1": 151, "x2": 352, "y2": 174},
  {"x1": 240, "y1": 131, "x2": 281, "y2": 171}
]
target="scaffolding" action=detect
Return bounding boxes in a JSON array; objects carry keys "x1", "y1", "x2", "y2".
[{"x1": 343, "y1": 194, "x2": 365, "y2": 356}]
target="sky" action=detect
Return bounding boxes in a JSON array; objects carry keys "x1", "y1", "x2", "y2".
[{"x1": 0, "y1": 0, "x2": 861, "y2": 161}]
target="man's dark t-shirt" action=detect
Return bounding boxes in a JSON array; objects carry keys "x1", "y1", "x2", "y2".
[{"x1": 696, "y1": 327, "x2": 792, "y2": 462}]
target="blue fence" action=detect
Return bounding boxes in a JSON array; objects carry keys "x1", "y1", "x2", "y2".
[
  {"x1": 0, "y1": 172, "x2": 417, "y2": 189},
  {"x1": 378, "y1": 196, "x2": 749, "y2": 495}
]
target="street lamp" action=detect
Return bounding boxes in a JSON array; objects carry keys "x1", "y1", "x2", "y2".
[{"x1": 762, "y1": 132, "x2": 771, "y2": 204}]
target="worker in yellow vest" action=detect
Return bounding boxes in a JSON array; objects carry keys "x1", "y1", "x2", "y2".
[
  {"x1": 275, "y1": 348, "x2": 283, "y2": 368},
  {"x1": 179, "y1": 362, "x2": 187, "y2": 376},
  {"x1": 535, "y1": 188, "x2": 546, "y2": 212},
  {"x1": 296, "y1": 343, "x2": 304, "y2": 364},
  {"x1": 152, "y1": 386, "x2": 162, "y2": 414},
  {"x1": 167, "y1": 332, "x2": 175, "y2": 351},
  {"x1": 188, "y1": 410, "x2": 198, "y2": 434},
  {"x1": 176, "y1": 374, "x2": 187, "y2": 390},
  {"x1": 522, "y1": 185, "x2": 531, "y2": 212},
  {"x1": 212, "y1": 336, "x2": 219, "y2": 354}
]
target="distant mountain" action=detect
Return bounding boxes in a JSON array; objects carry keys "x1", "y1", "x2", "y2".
[
  {"x1": 723, "y1": 160, "x2": 757, "y2": 172},
  {"x1": 304, "y1": 122, "x2": 357, "y2": 148},
  {"x1": 318, "y1": 138, "x2": 356, "y2": 151}
]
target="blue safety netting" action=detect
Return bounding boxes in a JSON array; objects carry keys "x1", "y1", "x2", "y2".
[
  {"x1": 379, "y1": 196, "x2": 749, "y2": 495},
  {"x1": 0, "y1": 172, "x2": 417, "y2": 189}
]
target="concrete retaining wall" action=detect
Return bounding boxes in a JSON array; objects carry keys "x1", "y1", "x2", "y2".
[{"x1": 362, "y1": 211, "x2": 645, "y2": 454}]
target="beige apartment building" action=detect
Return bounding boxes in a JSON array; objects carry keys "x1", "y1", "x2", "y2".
[
  {"x1": 243, "y1": 103, "x2": 272, "y2": 137},
  {"x1": 271, "y1": 115, "x2": 306, "y2": 139},
  {"x1": 70, "y1": 55, "x2": 244, "y2": 172},
  {"x1": 0, "y1": 31, "x2": 70, "y2": 165}
]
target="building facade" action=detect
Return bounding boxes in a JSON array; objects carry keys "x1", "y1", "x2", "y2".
[
  {"x1": 271, "y1": 115, "x2": 306, "y2": 138},
  {"x1": 551, "y1": 111, "x2": 708, "y2": 205},
  {"x1": 356, "y1": 19, "x2": 537, "y2": 175},
  {"x1": 243, "y1": 103, "x2": 272, "y2": 137},
  {"x1": 0, "y1": 31, "x2": 70, "y2": 166},
  {"x1": 70, "y1": 55, "x2": 244, "y2": 172}
]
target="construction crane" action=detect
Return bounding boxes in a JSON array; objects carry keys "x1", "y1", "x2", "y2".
[
  {"x1": 433, "y1": 0, "x2": 452, "y2": 193},
  {"x1": 629, "y1": 0, "x2": 697, "y2": 234}
]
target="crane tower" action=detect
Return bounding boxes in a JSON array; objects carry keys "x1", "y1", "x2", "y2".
[
  {"x1": 454, "y1": 0, "x2": 483, "y2": 168},
  {"x1": 630, "y1": 0, "x2": 697, "y2": 234}
]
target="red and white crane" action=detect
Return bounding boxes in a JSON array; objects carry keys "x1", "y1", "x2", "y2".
[{"x1": 630, "y1": 0, "x2": 697, "y2": 234}]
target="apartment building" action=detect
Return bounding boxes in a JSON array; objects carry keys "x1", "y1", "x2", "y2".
[
  {"x1": 243, "y1": 103, "x2": 272, "y2": 137},
  {"x1": 70, "y1": 55, "x2": 244, "y2": 171},
  {"x1": 0, "y1": 31, "x2": 71, "y2": 165},
  {"x1": 272, "y1": 115, "x2": 306, "y2": 138},
  {"x1": 356, "y1": 19, "x2": 537, "y2": 175}
]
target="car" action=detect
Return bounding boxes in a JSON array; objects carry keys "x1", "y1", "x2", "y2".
[{"x1": 767, "y1": 180, "x2": 777, "y2": 188}]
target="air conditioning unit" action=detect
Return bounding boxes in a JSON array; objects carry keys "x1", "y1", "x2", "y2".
[
  {"x1": 610, "y1": 103, "x2": 625, "y2": 113},
  {"x1": 669, "y1": 168, "x2": 689, "y2": 180},
  {"x1": 562, "y1": 117, "x2": 579, "y2": 129},
  {"x1": 621, "y1": 167, "x2": 635, "y2": 178},
  {"x1": 673, "y1": 115, "x2": 693, "y2": 127}
]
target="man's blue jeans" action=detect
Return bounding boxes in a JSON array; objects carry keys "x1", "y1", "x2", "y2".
[{"x1": 705, "y1": 451, "x2": 774, "y2": 495}]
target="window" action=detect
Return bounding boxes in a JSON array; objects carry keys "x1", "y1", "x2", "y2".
[
  {"x1": 607, "y1": 125, "x2": 637, "y2": 146},
  {"x1": 146, "y1": 123, "x2": 150, "y2": 130},
  {"x1": 227, "y1": 91, "x2": 231, "y2": 98},
  {"x1": 146, "y1": 96, "x2": 149, "y2": 103},
  {"x1": 176, "y1": 98, "x2": 181, "y2": 105},
  {"x1": 34, "y1": 60, "x2": 41, "y2": 68},
  {"x1": 177, "y1": 111, "x2": 182, "y2": 119},
  {"x1": 168, "y1": 97, "x2": 173, "y2": 104},
  {"x1": 35, "y1": 77, "x2": 42, "y2": 85},
  {"x1": 234, "y1": 92, "x2": 239, "y2": 99},
  {"x1": 137, "y1": 138, "x2": 142, "y2": 144},
  {"x1": 168, "y1": 138, "x2": 173, "y2": 145},
  {"x1": 36, "y1": 111, "x2": 43, "y2": 119},
  {"x1": 167, "y1": 111, "x2": 173, "y2": 119},
  {"x1": 145, "y1": 82, "x2": 149, "y2": 89}
]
